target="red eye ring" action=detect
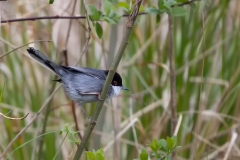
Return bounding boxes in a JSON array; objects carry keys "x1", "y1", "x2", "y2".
[{"x1": 113, "y1": 80, "x2": 118, "y2": 86}]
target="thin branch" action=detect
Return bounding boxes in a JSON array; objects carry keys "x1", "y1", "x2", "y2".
[
  {"x1": 173, "y1": 114, "x2": 182, "y2": 136},
  {"x1": 0, "y1": 85, "x2": 61, "y2": 159},
  {"x1": 1, "y1": 15, "x2": 86, "y2": 23},
  {"x1": 64, "y1": 0, "x2": 78, "y2": 49},
  {"x1": 75, "y1": 0, "x2": 92, "y2": 66},
  {"x1": 177, "y1": 0, "x2": 202, "y2": 6},
  {"x1": 0, "y1": 14, "x2": 142, "y2": 24},
  {"x1": 73, "y1": 0, "x2": 143, "y2": 159},
  {"x1": 0, "y1": 40, "x2": 52, "y2": 59},
  {"x1": 223, "y1": 131, "x2": 238, "y2": 160},
  {"x1": 0, "y1": 112, "x2": 29, "y2": 120}
]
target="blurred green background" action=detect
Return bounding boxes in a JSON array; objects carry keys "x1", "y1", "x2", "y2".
[{"x1": 1, "y1": 0, "x2": 240, "y2": 160}]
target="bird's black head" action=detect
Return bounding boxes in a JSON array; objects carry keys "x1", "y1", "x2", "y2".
[
  {"x1": 105, "y1": 71, "x2": 129, "y2": 91},
  {"x1": 112, "y1": 72, "x2": 123, "y2": 86},
  {"x1": 112, "y1": 72, "x2": 129, "y2": 91},
  {"x1": 105, "y1": 70, "x2": 129, "y2": 91}
]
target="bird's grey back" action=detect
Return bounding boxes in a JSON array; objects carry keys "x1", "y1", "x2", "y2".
[{"x1": 61, "y1": 66, "x2": 108, "y2": 80}]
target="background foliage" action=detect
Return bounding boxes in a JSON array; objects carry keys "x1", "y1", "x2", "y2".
[{"x1": 1, "y1": 0, "x2": 240, "y2": 160}]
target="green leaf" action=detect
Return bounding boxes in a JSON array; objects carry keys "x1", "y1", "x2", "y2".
[
  {"x1": 95, "y1": 153, "x2": 104, "y2": 160},
  {"x1": 103, "y1": 17, "x2": 117, "y2": 24},
  {"x1": 146, "y1": 7, "x2": 162, "y2": 14},
  {"x1": 140, "y1": 148, "x2": 148, "y2": 160},
  {"x1": 171, "y1": 136, "x2": 177, "y2": 146},
  {"x1": 163, "y1": 0, "x2": 172, "y2": 13},
  {"x1": 60, "y1": 123, "x2": 70, "y2": 134},
  {"x1": 167, "y1": 0, "x2": 178, "y2": 6},
  {"x1": 98, "y1": 149, "x2": 105, "y2": 156},
  {"x1": 117, "y1": 2, "x2": 130, "y2": 12},
  {"x1": 190, "y1": 3, "x2": 197, "y2": 10},
  {"x1": 149, "y1": 139, "x2": 158, "y2": 152},
  {"x1": 166, "y1": 155, "x2": 172, "y2": 160},
  {"x1": 0, "y1": 81, "x2": 5, "y2": 102},
  {"x1": 49, "y1": 0, "x2": 54, "y2": 4},
  {"x1": 171, "y1": 146, "x2": 181, "y2": 152},
  {"x1": 140, "y1": 5, "x2": 145, "y2": 12},
  {"x1": 108, "y1": 10, "x2": 116, "y2": 18},
  {"x1": 167, "y1": 137, "x2": 175, "y2": 151},
  {"x1": 95, "y1": 22, "x2": 103, "y2": 38},
  {"x1": 171, "y1": 7, "x2": 188, "y2": 16},
  {"x1": 159, "y1": 139, "x2": 169, "y2": 152},
  {"x1": 104, "y1": 0, "x2": 113, "y2": 16},
  {"x1": 158, "y1": 0, "x2": 163, "y2": 9},
  {"x1": 156, "y1": 14, "x2": 161, "y2": 23},
  {"x1": 86, "y1": 152, "x2": 96, "y2": 160},
  {"x1": 88, "y1": 5, "x2": 101, "y2": 20}
]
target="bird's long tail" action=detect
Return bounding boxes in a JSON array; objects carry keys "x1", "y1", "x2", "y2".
[{"x1": 26, "y1": 47, "x2": 65, "y2": 76}]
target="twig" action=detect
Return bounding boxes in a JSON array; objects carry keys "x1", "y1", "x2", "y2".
[
  {"x1": 223, "y1": 131, "x2": 238, "y2": 160},
  {"x1": 0, "y1": 40, "x2": 52, "y2": 59},
  {"x1": 0, "y1": 112, "x2": 29, "y2": 120},
  {"x1": 70, "y1": 101, "x2": 84, "y2": 142},
  {"x1": 1, "y1": 15, "x2": 86, "y2": 23},
  {"x1": 177, "y1": 0, "x2": 202, "y2": 6},
  {"x1": 173, "y1": 114, "x2": 182, "y2": 136},
  {"x1": 73, "y1": 1, "x2": 143, "y2": 159},
  {"x1": 0, "y1": 85, "x2": 61, "y2": 159},
  {"x1": 64, "y1": 0, "x2": 78, "y2": 49},
  {"x1": 75, "y1": 0, "x2": 92, "y2": 66}
]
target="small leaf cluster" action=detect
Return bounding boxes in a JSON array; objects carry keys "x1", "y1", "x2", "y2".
[
  {"x1": 86, "y1": 149, "x2": 105, "y2": 160},
  {"x1": 59, "y1": 124, "x2": 80, "y2": 145},
  {"x1": 138, "y1": 136, "x2": 181, "y2": 160},
  {"x1": 49, "y1": 0, "x2": 54, "y2": 4},
  {"x1": 88, "y1": 0, "x2": 122, "y2": 38},
  {"x1": 117, "y1": 1, "x2": 145, "y2": 14},
  {"x1": 146, "y1": 0, "x2": 189, "y2": 23}
]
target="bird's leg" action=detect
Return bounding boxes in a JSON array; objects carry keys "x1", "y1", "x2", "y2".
[
  {"x1": 78, "y1": 91, "x2": 104, "y2": 101},
  {"x1": 77, "y1": 103, "x2": 93, "y2": 123},
  {"x1": 98, "y1": 94, "x2": 104, "y2": 101}
]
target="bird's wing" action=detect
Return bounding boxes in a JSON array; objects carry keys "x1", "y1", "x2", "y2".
[
  {"x1": 61, "y1": 66, "x2": 108, "y2": 80},
  {"x1": 65, "y1": 73, "x2": 106, "y2": 93}
]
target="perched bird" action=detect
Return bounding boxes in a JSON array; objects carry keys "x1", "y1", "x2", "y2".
[{"x1": 26, "y1": 47, "x2": 128, "y2": 116}]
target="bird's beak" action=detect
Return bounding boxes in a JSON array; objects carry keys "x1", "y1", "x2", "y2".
[{"x1": 122, "y1": 86, "x2": 129, "y2": 91}]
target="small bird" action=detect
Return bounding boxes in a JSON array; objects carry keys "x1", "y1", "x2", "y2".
[{"x1": 26, "y1": 47, "x2": 128, "y2": 115}]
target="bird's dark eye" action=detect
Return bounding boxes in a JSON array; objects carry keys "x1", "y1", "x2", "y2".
[{"x1": 113, "y1": 80, "x2": 118, "y2": 86}]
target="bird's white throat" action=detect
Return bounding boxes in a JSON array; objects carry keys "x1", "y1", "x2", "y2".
[{"x1": 110, "y1": 86, "x2": 122, "y2": 98}]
